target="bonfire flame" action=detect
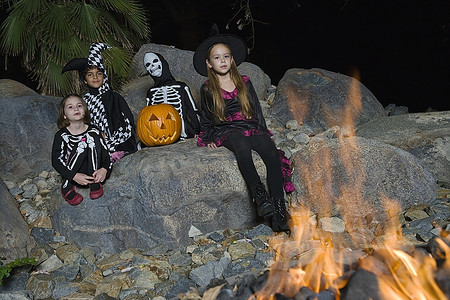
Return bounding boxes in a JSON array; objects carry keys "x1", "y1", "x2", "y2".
[{"x1": 254, "y1": 70, "x2": 449, "y2": 300}]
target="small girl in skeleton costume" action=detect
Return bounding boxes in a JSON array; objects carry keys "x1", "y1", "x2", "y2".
[
  {"x1": 144, "y1": 52, "x2": 200, "y2": 139},
  {"x1": 193, "y1": 34, "x2": 294, "y2": 232},
  {"x1": 52, "y1": 94, "x2": 112, "y2": 205},
  {"x1": 62, "y1": 43, "x2": 137, "y2": 162}
]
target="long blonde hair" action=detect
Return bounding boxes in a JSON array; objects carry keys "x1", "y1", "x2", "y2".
[{"x1": 206, "y1": 43, "x2": 252, "y2": 121}]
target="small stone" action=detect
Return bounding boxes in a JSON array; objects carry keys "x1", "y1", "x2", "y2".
[
  {"x1": 22, "y1": 183, "x2": 38, "y2": 199},
  {"x1": 319, "y1": 217, "x2": 345, "y2": 233},
  {"x1": 227, "y1": 240, "x2": 255, "y2": 260},
  {"x1": 36, "y1": 254, "x2": 63, "y2": 273},
  {"x1": 404, "y1": 208, "x2": 429, "y2": 221},
  {"x1": 286, "y1": 120, "x2": 298, "y2": 130},
  {"x1": 188, "y1": 225, "x2": 203, "y2": 238},
  {"x1": 39, "y1": 171, "x2": 49, "y2": 179}
]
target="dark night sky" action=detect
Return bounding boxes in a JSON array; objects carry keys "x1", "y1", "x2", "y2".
[
  {"x1": 147, "y1": 0, "x2": 450, "y2": 113},
  {"x1": 1, "y1": 0, "x2": 449, "y2": 113}
]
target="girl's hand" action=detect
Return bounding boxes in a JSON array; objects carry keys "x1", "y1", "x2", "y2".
[
  {"x1": 73, "y1": 173, "x2": 94, "y2": 186},
  {"x1": 207, "y1": 142, "x2": 217, "y2": 149},
  {"x1": 93, "y1": 168, "x2": 107, "y2": 183}
]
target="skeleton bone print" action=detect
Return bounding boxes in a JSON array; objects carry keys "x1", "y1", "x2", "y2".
[
  {"x1": 146, "y1": 85, "x2": 187, "y2": 137},
  {"x1": 144, "y1": 52, "x2": 200, "y2": 139}
]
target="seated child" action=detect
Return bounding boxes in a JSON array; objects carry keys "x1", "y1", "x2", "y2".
[
  {"x1": 143, "y1": 52, "x2": 200, "y2": 139},
  {"x1": 52, "y1": 94, "x2": 112, "y2": 205},
  {"x1": 62, "y1": 43, "x2": 137, "y2": 162}
]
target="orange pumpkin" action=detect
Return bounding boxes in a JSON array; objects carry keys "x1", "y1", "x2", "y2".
[{"x1": 137, "y1": 104, "x2": 182, "y2": 146}]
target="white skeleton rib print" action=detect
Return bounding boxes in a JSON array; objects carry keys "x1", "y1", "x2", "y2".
[{"x1": 146, "y1": 85, "x2": 198, "y2": 138}]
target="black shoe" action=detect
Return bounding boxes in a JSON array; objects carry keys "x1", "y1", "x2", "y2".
[
  {"x1": 272, "y1": 197, "x2": 290, "y2": 232},
  {"x1": 252, "y1": 183, "x2": 274, "y2": 217}
]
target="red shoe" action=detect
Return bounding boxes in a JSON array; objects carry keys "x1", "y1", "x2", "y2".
[
  {"x1": 61, "y1": 187, "x2": 83, "y2": 206},
  {"x1": 89, "y1": 183, "x2": 104, "y2": 199}
]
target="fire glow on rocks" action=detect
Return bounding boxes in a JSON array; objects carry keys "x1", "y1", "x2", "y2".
[{"x1": 253, "y1": 72, "x2": 450, "y2": 300}]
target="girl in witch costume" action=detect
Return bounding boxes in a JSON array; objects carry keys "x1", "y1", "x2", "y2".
[
  {"x1": 193, "y1": 34, "x2": 294, "y2": 232},
  {"x1": 62, "y1": 43, "x2": 137, "y2": 163},
  {"x1": 52, "y1": 94, "x2": 112, "y2": 205},
  {"x1": 143, "y1": 52, "x2": 200, "y2": 139}
]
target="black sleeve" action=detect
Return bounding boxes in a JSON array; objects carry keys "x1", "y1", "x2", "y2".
[
  {"x1": 197, "y1": 84, "x2": 216, "y2": 145},
  {"x1": 97, "y1": 132, "x2": 113, "y2": 177}
]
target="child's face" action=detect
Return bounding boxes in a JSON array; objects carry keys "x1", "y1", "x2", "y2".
[
  {"x1": 64, "y1": 96, "x2": 86, "y2": 122},
  {"x1": 206, "y1": 43, "x2": 233, "y2": 75},
  {"x1": 84, "y1": 67, "x2": 104, "y2": 89}
]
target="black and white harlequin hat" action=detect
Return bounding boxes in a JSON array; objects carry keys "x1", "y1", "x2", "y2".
[
  {"x1": 193, "y1": 34, "x2": 247, "y2": 77},
  {"x1": 62, "y1": 42, "x2": 110, "y2": 75}
]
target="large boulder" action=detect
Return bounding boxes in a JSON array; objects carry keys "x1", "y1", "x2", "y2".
[
  {"x1": 0, "y1": 79, "x2": 38, "y2": 98},
  {"x1": 48, "y1": 139, "x2": 266, "y2": 254},
  {"x1": 356, "y1": 111, "x2": 450, "y2": 183},
  {"x1": 124, "y1": 43, "x2": 272, "y2": 120},
  {"x1": 0, "y1": 179, "x2": 36, "y2": 262},
  {"x1": 0, "y1": 96, "x2": 59, "y2": 182},
  {"x1": 290, "y1": 136, "x2": 436, "y2": 226},
  {"x1": 270, "y1": 68, "x2": 386, "y2": 134}
]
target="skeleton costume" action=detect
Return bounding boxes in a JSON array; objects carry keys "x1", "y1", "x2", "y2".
[
  {"x1": 52, "y1": 125, "x2": 112, "y2": 194},
  {"x1": 144, "y1": 52, "x2": 200, "y2": 139},
  {"x1": 62, "y1": 43, "x2": 137, "y2": 162}
]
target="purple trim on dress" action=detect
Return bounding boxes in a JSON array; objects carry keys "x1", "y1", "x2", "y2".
[
  {"x1": 221, "y1": 76, "x2": 250, "y2": 100},
  {"x1": 226, "y1": 111, "x2": 247, "y2": 122},
  {"x1": 197, "y1": 132, "x2": 209, "y2": 147},
  {"x1": 278, "y1": 149, "x2": 295, "y2": 193}
]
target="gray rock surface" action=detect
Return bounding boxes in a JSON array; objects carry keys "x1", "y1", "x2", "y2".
[
  {"x1": 48, "y1": 139, "x2": 268, "y2": 254},
  {"x1": 356, "y1": 111, "x2": 450, "y2": 183},
  {"x1": 291, "y1": 136, "x2": 436, "y2": 225},
  {"x1": 0, "y1": 96, "x2": 59, "y2": 182},
  {"x1": 270, "y1": 68, "x2": 386, "y2": 134},
  {"x1": 0, "y1": 179, "x2": 36, "y2": 263},
  {"x1": 0, "y1": 79, "x2": 38, "y2": 98}
]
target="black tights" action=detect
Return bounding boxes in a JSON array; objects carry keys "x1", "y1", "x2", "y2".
[{"x1": 222, "y1": 132, "x2": 284, "y2": 199}]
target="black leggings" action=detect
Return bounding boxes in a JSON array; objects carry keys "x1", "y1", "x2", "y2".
[{"x1": 222, "y1": 131, "x2": 284, "y2": 199}]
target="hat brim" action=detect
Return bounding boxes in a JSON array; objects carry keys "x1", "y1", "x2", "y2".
[
  {"x1": 193, "y1": 34, "x2": 247, "y2": 77},
  {"x1": 61, "y1": 58, "x2": 88, "y2": 74}
]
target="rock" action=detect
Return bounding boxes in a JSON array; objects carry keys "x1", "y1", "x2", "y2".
[
  {"x1": 356, "y1": 110, "x2": 450, "y2": 183},
  {"x1": 49, "y1": 139, "x2": 267, "y2": 254},
  {"x1": 319, "y1": 217, "x2": 346, "y2": 233},
  {"x1": 290, "y1": 137, "x2": 436, "y2": 228},
  {"x1": 0, "y1": 79, "x2": 38, "y2": 98},
  {"x1": 0, "y1": 96, "x2": 59, "y2": 182},
  {"x1": 270, "y1": 68, "x2": 386, "y2": 134},
  {"x1": 0, "y1": 179, "x2": 36, "y2": 263}
]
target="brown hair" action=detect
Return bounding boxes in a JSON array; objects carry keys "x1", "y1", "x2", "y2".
[
  {"x1": 80, "y1": 65, "x2": 105, "y2": 84},
  {"x1": 206, "y1": 43, "x2": 252, "y2": 121},
  {"x1": 57, "y1": 94, "x2": 91, "y2": 129}
]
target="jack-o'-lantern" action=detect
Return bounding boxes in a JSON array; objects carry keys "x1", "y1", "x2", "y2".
[{"x1": 137, "y1": 104, "x2": 182, "y2": 146}]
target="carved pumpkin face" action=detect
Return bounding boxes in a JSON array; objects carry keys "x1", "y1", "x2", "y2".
[{"x1": 137, "y1": 104, "x2": 182, "y2": 146}]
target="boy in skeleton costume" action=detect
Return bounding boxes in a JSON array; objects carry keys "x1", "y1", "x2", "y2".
[
  {"x1": 144, "y1": 52, "x2": 200, "y2": 139},
  {"x1": 62, "y1": 43, "x2": 137, "y2": 162}
]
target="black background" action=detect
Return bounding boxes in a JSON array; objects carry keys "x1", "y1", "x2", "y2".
[{"x1": 1, "y1": 0, "x2": 449, "y2": 113}]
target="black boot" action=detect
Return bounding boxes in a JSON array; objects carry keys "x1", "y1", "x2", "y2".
[
  {"x1": 272, "y1": 198, "x2": 290, "y2": 232},
  {"x1": 252, "y1": 183, "x2": 274, "y2": 217}
]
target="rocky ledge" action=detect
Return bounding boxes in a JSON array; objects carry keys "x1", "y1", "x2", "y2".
[{"x1": 0, "y1": 171, "x2": 448, "y2": 299}]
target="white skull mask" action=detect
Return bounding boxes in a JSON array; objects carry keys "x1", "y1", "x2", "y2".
[{"x1": 143, "y1": 53, "x2": 162, "y2": 77}]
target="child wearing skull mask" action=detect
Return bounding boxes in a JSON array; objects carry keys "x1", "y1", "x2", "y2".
[
  {"x1": 62, "y1": 43, "x2": 137, "y2": 163},
  {"x1": 143, "y1": 52, "x2": 200, "y2": 139}
]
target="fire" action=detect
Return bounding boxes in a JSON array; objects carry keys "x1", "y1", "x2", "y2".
[{"x1": 254, "y1": 69, "x2": 450, "y2": 300}]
